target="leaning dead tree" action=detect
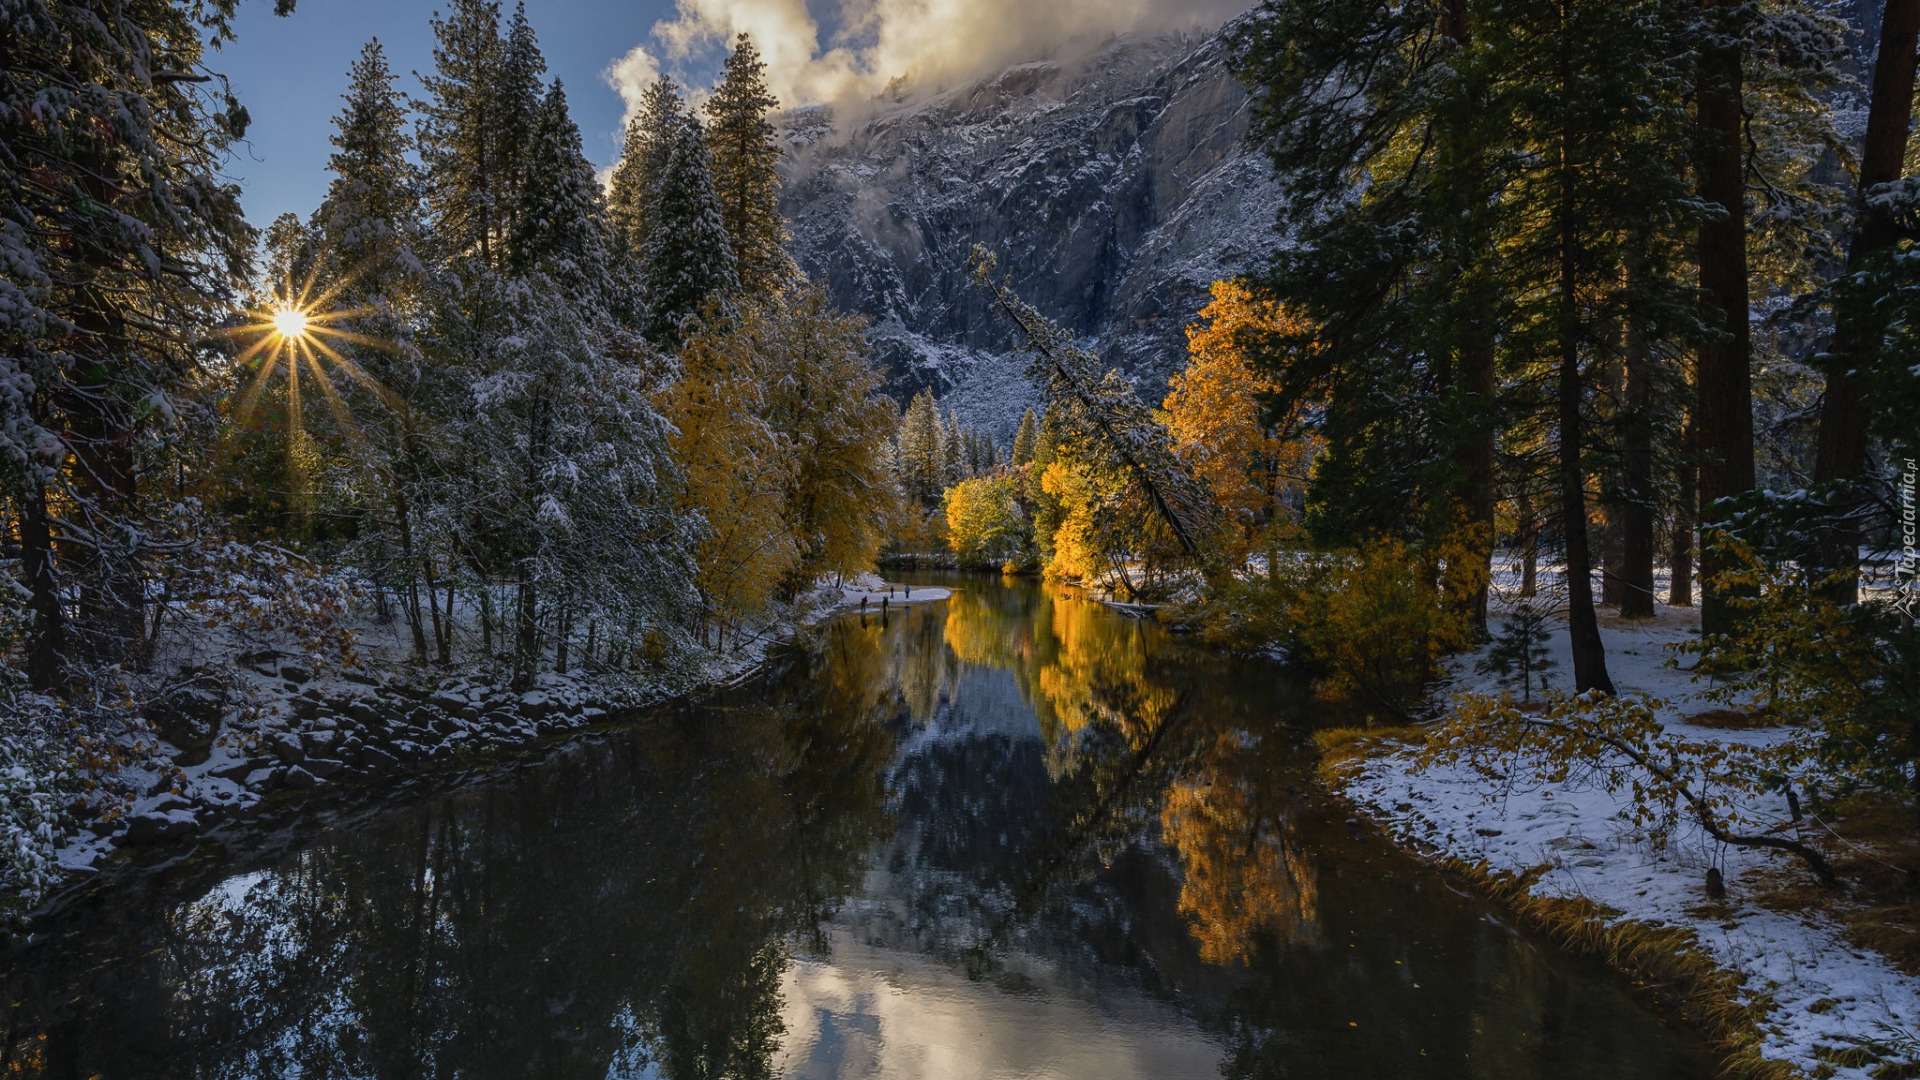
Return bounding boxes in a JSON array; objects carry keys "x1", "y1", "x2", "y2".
[{"x1": 968, "y1": 245, "x2": 1218, "y2": 564}]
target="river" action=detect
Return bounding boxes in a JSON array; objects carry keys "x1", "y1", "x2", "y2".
[{"x1": 0, "y1": 572, "x2": 1712, "y2": 1079}]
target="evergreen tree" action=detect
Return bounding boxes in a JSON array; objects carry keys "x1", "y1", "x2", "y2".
[
  {"x1": 1, "y1": 0, "x2": 258, "y2": 684},
  {"x1": 606, "y1": 76, "x2": 687, "y2": 265},
  {"x1": 1011, "y1": 409, "x2": 1038, "y2": 465},
  {"x1": 509, "y1": 81, "x2": 611, "y2": 294},
  {"x1": 704, "y1": 34, "x2": 791, "y2": 295},
  {"x1": 417, "y1": 0, "x2": 512, "y2": 267},
  {"x1": 943, "y1": 411, "x2": 966, "y2": 482},
  {"x1": 897, "y1": 390, "x2": 944, "y2": 507},
  {"x1": 640, "y1": 113, "x2": 738, "y2": 346}
]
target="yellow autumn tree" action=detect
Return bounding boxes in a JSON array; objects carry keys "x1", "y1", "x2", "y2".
[
  {"x1": 1162, "y1": 280, "x2": 1320, "y2": 566},
  {"x1": 664, "y1": 312, "x2": 800, "y2": 648}
]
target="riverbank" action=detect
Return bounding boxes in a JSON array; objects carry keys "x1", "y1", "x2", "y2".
[
  {"x1": 1321, "y1": 602, "x2": 1920, "y2": 1080},
  {"x1": 18, "y1": 572, "x2": 930, "y2": 926}
]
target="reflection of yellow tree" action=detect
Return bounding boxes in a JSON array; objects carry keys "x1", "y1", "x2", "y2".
[{"x1": 1161, "y1": 733, "x2": 1319, "y2": 964}]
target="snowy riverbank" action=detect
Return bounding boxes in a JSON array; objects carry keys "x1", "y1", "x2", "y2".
[
  {"x1": 24, "y1": 572, "x2": 942, "y2": 918},
  {"x1": 1328, "y1": 600, "x2": 1920, "y2": 1080}
]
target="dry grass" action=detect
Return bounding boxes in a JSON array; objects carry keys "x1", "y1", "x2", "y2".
[
  {"x1": 1453, "y1": 861, "x2": 1803, "y2": 1080},
  {"x1": 1311, "y1": 724, "x2": 1425, "y2": 778},
  {"x1": 1752, "y1": 795, "x2": 1920, "y2": 978},
  {"x1": 1685, "y1": 707, "x2": 1780, "y2": 730}
]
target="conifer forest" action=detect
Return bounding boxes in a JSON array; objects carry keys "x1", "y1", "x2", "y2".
[{"x1": 1, "y1": 0, "x2": 1918, "y2": 1076}]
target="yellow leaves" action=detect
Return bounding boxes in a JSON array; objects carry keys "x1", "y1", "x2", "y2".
[
  {"x1": 1162, "y1": 733, "x2": 1319, "y2": 964},
  {"x1": 1163, "y1": 280, "x2": 1320, "y2": 562},
  {"x1": 941, "y1": 474, "x2": 1025, "y2": 568}
]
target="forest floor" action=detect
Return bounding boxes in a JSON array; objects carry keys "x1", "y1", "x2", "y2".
[{"x1": 1325, "y1": 588, "x2": 1920, "y2": 1080}]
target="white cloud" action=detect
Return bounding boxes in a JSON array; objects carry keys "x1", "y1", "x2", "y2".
[{"x1": 604, "y1": 0, "x2": 1245, "y2": 131}]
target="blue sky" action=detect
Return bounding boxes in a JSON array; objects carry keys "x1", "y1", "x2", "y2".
[{"x1": 213, "y1": 0, "x2": 713, "y2": 229}]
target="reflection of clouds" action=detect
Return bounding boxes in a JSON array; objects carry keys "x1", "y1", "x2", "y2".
[{"x1": 775, "y1": 931, "x2": 1223, "y2": 1080}]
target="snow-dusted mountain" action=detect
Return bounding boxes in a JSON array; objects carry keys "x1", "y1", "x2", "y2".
[{"x1": 777, "y1": 26, "x2": 1282, "y2": 442}]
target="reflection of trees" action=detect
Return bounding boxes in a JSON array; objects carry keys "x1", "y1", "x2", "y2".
[
  {"x1": 0, "y1": 644, "x2": 895, "y2": 1080},
  {"x1": 1161, "y1": 732, "x2": 1319, "y2": 964}
]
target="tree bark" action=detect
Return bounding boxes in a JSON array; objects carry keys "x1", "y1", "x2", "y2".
[
  {"x1": 1620, "y1": 286, "x2": 1658, "y2": 618},
  {"x1": 1670, "y1": 414, "x2": 1696, "y2": 606},
  {"x1": 1810, "y1": 0, "x2": 1920, "y2": 602},
  {"x1": 1695, "y1": 0, "x2": 1757, "y2": 636},
  {"x1": 21, "y1": 485, "x2": 65, "y2": 692},
  {"x1": 1558, "y1": 10, "x2": 1615, "y2": 695}
]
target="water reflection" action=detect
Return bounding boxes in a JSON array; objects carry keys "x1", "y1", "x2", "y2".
[{"x1": 1, "y1": 574, "x2": 1709, "y2": 1080}]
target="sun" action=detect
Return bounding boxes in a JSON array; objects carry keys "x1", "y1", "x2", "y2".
[{"x1": 272, "y1": 307, "x2": 310, "y2": 339}]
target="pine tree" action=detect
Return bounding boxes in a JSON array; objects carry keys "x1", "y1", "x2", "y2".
[
  {"x1": 418, "y1": 0, "x2": 512, "y2": 267},
  {"x1": 640, "y1": 113, "x2": 738, "y2": 346},
  {"x1": 942, "y1": 411, "x2": 965, "y2": 482},
  {"x1": 1011, "y1": 409, "x2": 1038, "y2": 465},
  {"x1": 2, "y1": 0, "x2": 257, "y2": 684},
  {"x1": 606, "y1": 76, "x2": 687, "y2": 264},
  {"x1": 897, "y1": 389, "x2": 944, "y2": 507},
  {"x1": 510, "y1": 81, "x2": 611, "y2": 293},
  {"x1": 704, "y1": 34, "x2": 791, "y2": 295}
]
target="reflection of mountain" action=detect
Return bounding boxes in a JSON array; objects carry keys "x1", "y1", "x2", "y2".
[
  {"x1": 4, "y1": 577, "x2": 1715, "y2": 1080},
  {"x1": 776, "y1": 930, "x2": 1224, "y2": 1080}
]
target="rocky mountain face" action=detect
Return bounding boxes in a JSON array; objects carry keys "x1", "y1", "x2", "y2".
[{"x1": 777, "y1": 24, "x2": 1283, "y2": 441}]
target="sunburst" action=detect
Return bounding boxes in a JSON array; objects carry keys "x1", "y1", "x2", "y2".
[{"x1": 221, "y1": 261, "x2": 402, "y2": 455}]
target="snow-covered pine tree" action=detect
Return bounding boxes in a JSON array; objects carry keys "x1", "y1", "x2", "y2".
[
  {"x1": 606, "y1": 76, "x2": 688, "y2": 266},
  {"x1": 897, "y1": 389, "x2": 944, "y2": 508},
  {"x1": 639, "y1": 113, "x2": 738, "y2": 346},
  {"x1": 1011, "y1": 409, "x2": 1038, "y2": 466},
  {"x1": 510, "y1": 82, "x2": 611, "y2": 293},
  {"x1": 943, "y1": 411, "x2": 966, "y2": 483},
  {"x1": 2, "y1": 0, "x2": 259, "y2": 685},
  {"x1": 417, "y1": 0, "x2": 544, "y2": 270},
  {"x1": 314, "y1": 38, "x2": 443, "y2": 662},
  {"x1": 704, "y1": 33, "x2": 792, "y2": 296}
]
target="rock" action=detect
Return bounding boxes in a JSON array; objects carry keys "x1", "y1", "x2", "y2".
[
  {"x1": 345, "y1": 700, "x2": 382, "y2": 727},
  {"x1": 429, "y1": 689, "x2": 469, "y2": 712},
  {"x1": 279, "y1": 662, "x2": 312, "y2": 684},
  {"x1": 210, "y1": 760, "x2": 257, "y2": 784},
  {"x1": 244, "y1": 767, "x2": 283, "y2": 790},
  {"x1": 145, "y1": 682, "x2": 226, "y2": 767},
  {"x1": 518, "y1": 691, "x2": 552, "y2": 719},
  {"x1": 269, "y1": 733, "x2": 306, "y2": 764},
  {"x1": 303, "y1": 757, "x2": 345, "y2": 780},
  {"x1": 359, "y1": 745, "x2": 399, "y2": 773},
  {"x1": 341, "y1": 668, "x2": 377, "y2": 686},
  {"x1": 122, "y1": 810, "x2": 199, "y2": 846},
  {"x1": 291, "y1": 698, "x2": 323, "y2": 722},
  {"x1": 281, "y1": 765, "x2": 319, "y2": 790},
  {"x1": 300, "y1": 729, "x2": 340, "y2": 754}
]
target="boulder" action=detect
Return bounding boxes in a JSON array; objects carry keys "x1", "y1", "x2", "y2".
[
  {"x1": 279, "y1": 662, "x2": 313, "y2": 684},
  {"x1": 268, "y1": 732, "x2": 306, "y2": 765},
  {"x1": 281, "y1": 765, "x2": 319, "y2": 790},
  {"x1": 122, "y1": 810, "x2": 199, "y2": 846},
  {"x1": 303, "y1": 757, "x2": 345, "y2": 780},
  {"x1": 146, "y1": 683, "x2": 226, "y2": 767}
]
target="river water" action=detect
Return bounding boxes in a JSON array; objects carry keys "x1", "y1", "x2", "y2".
[{"x1": 1, "y1": 572, "x2": 1711, "y2": 1079}]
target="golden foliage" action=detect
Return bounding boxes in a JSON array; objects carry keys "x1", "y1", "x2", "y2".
[
  {"x1": 1161, "y1": 732, "x2": 1319, "y2": 963},
  {"x1": 1163, "y1": 280, "x2": 1320, "y2": 564}
]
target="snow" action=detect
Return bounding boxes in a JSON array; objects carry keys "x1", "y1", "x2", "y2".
[{"x1": 1331, "y1": 582, "x2": 1920, "y2": 1079}]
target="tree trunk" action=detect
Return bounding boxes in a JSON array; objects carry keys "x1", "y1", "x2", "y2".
[
  {"x1": 394, "y1": 484, "x2": 429, "y2": 663},
  {"x1": 1519, "y1": 493, "x2": 1539, "y2": 599},
  {"x1": 1558, "y1": 24, "x2": 1615, "y2": 694},
  {"x1": 21, "y1": 485, "x2": 65, "y2": 692},
  {"x1": 1670, "y1": 414, "x2": 1696, "y2": 606},
  {"x1": 1695, "y1": 0, "x2": 1757, "y2": 636},
  {"x1": 1620, "y1": 284, "x2": 1658, "y2": 618},
  {"x1": 1810, "y1": 0, "x2": 1920, "y2": 602},
  {"x1": 515, "y1": 566, "x2": 537, "y2": 687}
]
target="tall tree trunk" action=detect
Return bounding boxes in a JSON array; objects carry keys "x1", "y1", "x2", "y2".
[
  {"x1": 394, "y1": 483, "x2": 429, "y2": 663},
  {"x1": 1620, "y1": 275, "x2": 1658, "y2": 618},
  {"x1": 515, "y1": 566, "x2": 537, "y2": 687},
  {"x1": 1811, "y1": 0, "x2": 1920, "y2": 602},
  {"x1": 1695, "y1": 0, "x2": 1757, "y2": 635},
  {"x1": 1559, "y1": 17, "x2": 1615, "y2": 694},
  {"x1": 1519, "y1": 493, "x2": 1539, "y2": 599},
  {"x1": 21, "y1": 485, "x2": 64, "y2": 692},
  {"x1": 1670, "y1": 414, "x2": 1697, "y2": 606},
  {"x1": 1444, "y1": 0, "x2": 1498, "y2": 633}
]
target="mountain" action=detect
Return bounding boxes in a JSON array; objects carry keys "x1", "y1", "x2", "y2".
[{"x1": 776, "y1": 24, "x2": 1283, "y2": 442}]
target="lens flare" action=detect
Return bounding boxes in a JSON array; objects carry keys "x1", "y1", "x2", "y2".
[{"x1": 272, "y1": 307, "x2": 309, "y2": 338}]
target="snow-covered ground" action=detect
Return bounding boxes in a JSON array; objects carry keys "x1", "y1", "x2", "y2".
[{"x1": 1333, "y1": 587, "x2": 1920, "y2": 1079}]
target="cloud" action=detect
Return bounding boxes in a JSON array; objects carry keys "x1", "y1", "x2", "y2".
[{"x1": 604, "y1": 0, "x2": 1246, "y2": 129}]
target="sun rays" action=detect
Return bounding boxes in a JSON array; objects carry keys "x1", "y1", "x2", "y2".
[{"x1": 222, "y1": 261, "x2": 404, "y2": 455}]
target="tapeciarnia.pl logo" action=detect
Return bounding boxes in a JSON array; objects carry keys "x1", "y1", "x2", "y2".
[{"x1": 1899, "y1": 457, "x2": 1917, "y2": 618}]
